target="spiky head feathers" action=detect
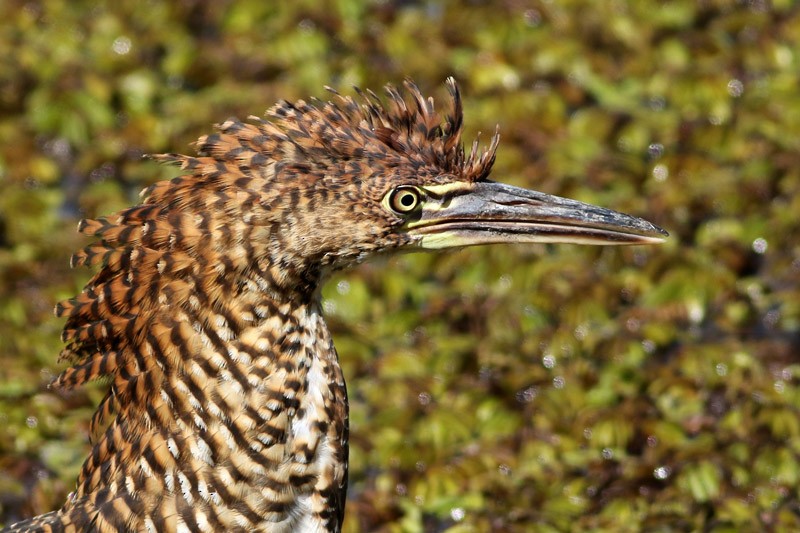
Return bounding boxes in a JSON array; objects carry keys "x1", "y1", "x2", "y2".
[{"x1": 148, "y1": 77, "x2": 499, "y2": 269}]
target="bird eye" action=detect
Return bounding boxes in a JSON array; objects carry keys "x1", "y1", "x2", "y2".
[{"x1": 387, "y1": 186, "x2": 422, "y2": 214}]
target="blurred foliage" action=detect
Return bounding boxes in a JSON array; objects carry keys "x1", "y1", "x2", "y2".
[{"x1": 1, "y1": 0, "x2": 799, "y2": 531}]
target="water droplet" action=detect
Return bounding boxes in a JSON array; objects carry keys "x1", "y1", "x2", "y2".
[
  {"x1": 450, "y1": 507, "x2": 466, "y2": 522},
  {"x1": 647, "y1": 435, "x2": 658, "y2": 447},
  {"x1": 642, "y1": 340, "x2": 656, "y2": 354},
  {"x1": 553, "y1": 376, "x2": 565, "y2": 389},
  {"x1": 647, "y1": 143, "x2": 664, "y2": 159},
  {"x1": 752, "y1": 238, "x2": 767, "y2": 254},
  {"x1": 688, "y1": 302, "x2": 704, "y2": 324},
  {"x1": 763, "y1": 307, "x2": 783, "y2": 331},
  {"x1": 601, "y1": 448, "x2": 614, "y2": 459},
  {"x1": 336, "y1": 280, "x2": 350, "y2": 295},
  {"x1": 727, "y1": 79, "x2": 744, "y2": 97},
  {"x1": 542, "y1": 354, "x2": 556, "y2": 369},
  {"x1": 774, "y1": 381, "x2": 785, "y2": 394},
  {"x1": 583, "y1": 428, "x2": 593, "y2": 439},
  {"x1": 415, "y1": 461, "x2": 426, "y2": 472},
  {"x1": 620, "y1": 287, "x2": 633, "y2": 302},
  {"x1": 746, "y1": 282, "x2": 763, "y2": 301},
  {"x1": 26, "y1": 416, "x2": 38, "y2": 428},
  {"x1": 654, "y1": 466, "x2": 672, "y2": 480},
  {"x1": 464, "y1": 443, "x2": 480, "y2": 456},
  {"x1": 652, "y1": 163, "x2": 669, "y2": 182},
  {"x1": 417, "y1": 392, "x2": 431, "y2": 406},
  {"x1": 523, "y1": 9, "x2": 541, "y2": 26},
  {"x1": 112, "y1": 36, "x2": 132, "y2": 55},
  {"x1": 498, "y1": 464, "x2": 511, "y2": 476},
  {"x1": 574, "y1": 323, "x2": 588, "y2": 340},
  {"x1": 515, "y1": 386, "x2": 538, "y2": 403},
  {"x1": 648, "y1": 96, "x2": 666, "y2": 111},
  {"x1": 498, "y1": 274, "x2": 512, "y2": 290},
  {"x1": 297, "y1": 18, "x2": 316, "y2": 32},
  {"x1": 715, "y1": 363, "x2": 728, "y2": 377},
  {"x1": 395, "y1": 483, "x2": 407, "y2": 496}
]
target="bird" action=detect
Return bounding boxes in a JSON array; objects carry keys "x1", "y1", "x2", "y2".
[{"x1": 4, "y1": 78, "x2": 667, "y2": 532}]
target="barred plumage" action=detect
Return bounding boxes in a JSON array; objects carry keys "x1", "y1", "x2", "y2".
[{"x1": 6, "y1": 79, "x2": 665, "y2": 532}]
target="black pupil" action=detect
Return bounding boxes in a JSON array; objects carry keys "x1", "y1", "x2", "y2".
[{"x1": 400, "y1": 192, "x2": 415, "y2": 208}]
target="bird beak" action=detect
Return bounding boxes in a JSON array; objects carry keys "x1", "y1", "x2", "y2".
[{"x1": 406, "y1": 181, "x2": 668, "y2": 249}]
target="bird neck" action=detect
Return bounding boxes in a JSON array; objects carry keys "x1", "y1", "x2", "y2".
[{"x1": 67, "y1": 275, "x2": 349, "y2": 531}]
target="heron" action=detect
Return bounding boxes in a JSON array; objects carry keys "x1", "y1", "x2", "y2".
[{"x1": 5, "y1": 78, "x2": 666, "y2": 532}]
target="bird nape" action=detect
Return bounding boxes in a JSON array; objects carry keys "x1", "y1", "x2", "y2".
[{"x1": 5, "y1": 78, "x2": 666, "y2": 533}]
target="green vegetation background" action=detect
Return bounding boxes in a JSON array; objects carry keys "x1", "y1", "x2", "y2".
[{"x1": 1, "y1": 1, "x2": 798, "y2": 531}]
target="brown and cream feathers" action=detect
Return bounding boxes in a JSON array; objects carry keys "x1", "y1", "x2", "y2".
[{"x1": 5, "y1": 79, "x2": 498, "y2": 532}]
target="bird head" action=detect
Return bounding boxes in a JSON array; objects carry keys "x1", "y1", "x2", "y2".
[
  {"x1": 253, "y1": 79, "x2": 663, "y2": 262},
  {"x1": 141, "y1": 78, "x2": 665, "y2": 293}
]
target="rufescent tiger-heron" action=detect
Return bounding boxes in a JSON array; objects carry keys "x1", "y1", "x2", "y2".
[{"x1": 5, "y1": 78, "x2": 667, "y2": 532}]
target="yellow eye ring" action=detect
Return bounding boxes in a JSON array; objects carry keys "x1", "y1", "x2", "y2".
[{"x1": 387, "y1": 186, "x2": 422, "y2": 214}]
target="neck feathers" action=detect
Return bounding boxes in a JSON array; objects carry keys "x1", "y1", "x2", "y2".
[{"x1": 46, "y1": 156, "x2": 348, "y2": 530}]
